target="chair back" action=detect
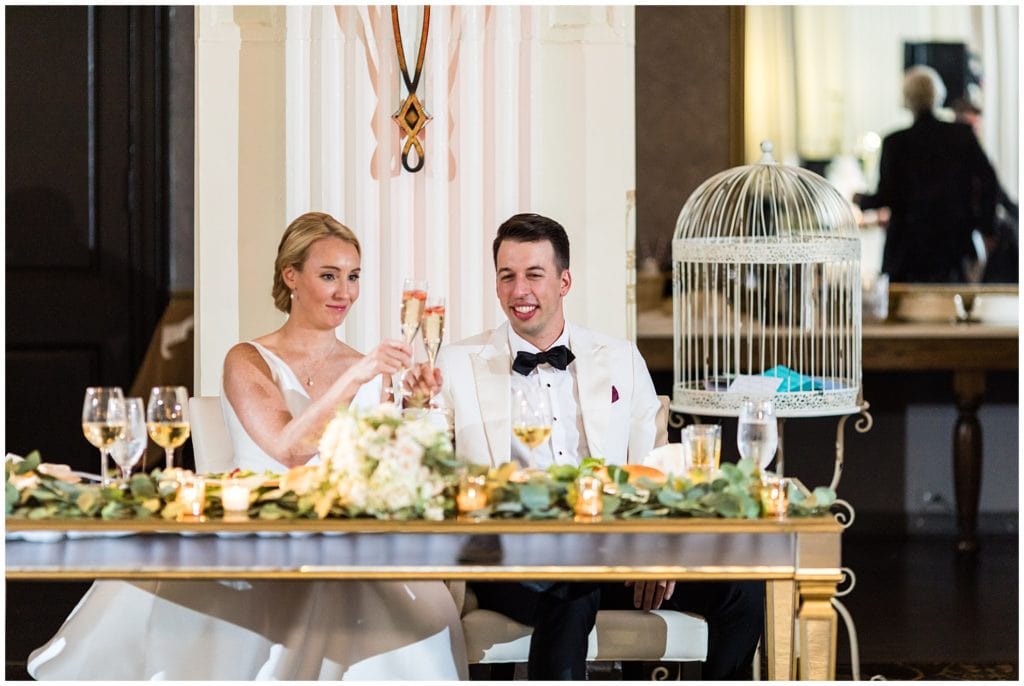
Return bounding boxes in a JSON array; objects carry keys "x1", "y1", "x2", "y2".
[
  {"x1": 188, "y1": 396, "x2": 234, "y2": 474},
  {"x1": 655, "y1": 395, "x2": 671, "y2": 448}
]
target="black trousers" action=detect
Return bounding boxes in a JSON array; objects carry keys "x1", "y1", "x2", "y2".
[{"x1": 470, "y1": 580, "x2": 764, "y2": 680}]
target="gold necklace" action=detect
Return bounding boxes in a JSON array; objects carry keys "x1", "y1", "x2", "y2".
[{"x1": 299, "y1": 338, "x2": 337, "y2": 388}]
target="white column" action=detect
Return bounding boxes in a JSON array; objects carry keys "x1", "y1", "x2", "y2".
[{"x1": 194, "y1": 6, "x2": 241, "y2": 396}]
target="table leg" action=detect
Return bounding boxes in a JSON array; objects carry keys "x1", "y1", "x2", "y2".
[
  {"x1": 764, "y1": 580, "x2": 796, "y2": 680},
  {"x1": 797, "y1": 579, "x2": 838, "y2": 680},
  {"x1": 953, "y1": 371, "x2": 985, "y2": 555}
]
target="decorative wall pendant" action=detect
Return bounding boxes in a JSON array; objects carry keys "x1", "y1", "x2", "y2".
[{"x1": 391, "y1": 6, "x2": 431, "y2": 173}]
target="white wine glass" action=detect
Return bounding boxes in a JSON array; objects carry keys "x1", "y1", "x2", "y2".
[
  {"x1": 146, "y1": 386, "x2": 191, "y2": 471},
  {"x1": 110, "y1": 397, "x2": 146, "y2": 484},
  {"x1": 82, "y1": 387, "x2": 126, "y2": 486},
  {"x1": 737, "y1": 398, "x2": 779, "y2": 471},
  {"x1": 511, "y1": 385, "x2": 552, "y2": 469},
  {"x1": 421, "y1": 295, "x2": 446, "y2": 407},
  {"x1": 392, "y1": 278, "x2": 428, "y2": 403}
]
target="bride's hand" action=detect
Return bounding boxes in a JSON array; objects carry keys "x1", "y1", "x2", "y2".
[{"x1": 346, "y1": 339, "x2": 412, "y2": 386}]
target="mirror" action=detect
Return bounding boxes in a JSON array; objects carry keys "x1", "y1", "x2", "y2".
[{"x1": 743, "y1": 5, "x2": 1018, "y2": 286}]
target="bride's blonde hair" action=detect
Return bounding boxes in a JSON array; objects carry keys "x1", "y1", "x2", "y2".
[{"x1": 273, "y1": 212, "x2": 361, "y2": 313}]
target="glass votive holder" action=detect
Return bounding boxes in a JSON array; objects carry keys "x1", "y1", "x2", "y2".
[
  {"x1": 176, "y1": 475, "x2": 206, "y2": 521},
  {"x1": 760, "y1": 476, "x2": 790, "y2": 519},
  {"x1": 221, "y1": 481, "x2": 251, "y2": 518},
  {"x1": 456, "y1": 473, "x2": 489, "y2": 514},
  {"x1": 683, "y1": 424, "x2": 722, "y2": 477},
  {"x1": 574, "y1": 476, "x2": 604, "y2": 518}
]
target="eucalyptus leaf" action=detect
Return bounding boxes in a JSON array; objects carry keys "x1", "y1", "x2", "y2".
[
  {"x1": 5, "y1": 483, "x2": 17, "y2": 515},
  {"x1": 519, "y1": 483, "x2": 551, "y2": 511},
  {"x1": 600, "y1": 493, "x2": 621, "y2": 515},
  {"x1": 547, "y1": 464, "x2": 579, "y2": 483},
  {"x1": 28, "y1": 506, "x2": 51, "y2": 519},
  {"x1": 812, "y1": 487, "x2": 836, "y2": 508},
  {"x1": 18, "y1": 451, "x2": 42, "y2": 475},
  {"x1": 701, "y1": 491, "x2": 741, "y2": 518},
  {"x1": 130, "y1": 475, "x2": 157, "y2": 499},
  {"x1": 736, "y1": 457, "x2": 757, "y2": 477},
  {"x1": 657, "y1": 489, "x2": 683, "y2": 507}
]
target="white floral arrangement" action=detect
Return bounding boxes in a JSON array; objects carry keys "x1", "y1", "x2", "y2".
[{"x1": 279, "y1": 404, "x2": 457, "y2": 520}]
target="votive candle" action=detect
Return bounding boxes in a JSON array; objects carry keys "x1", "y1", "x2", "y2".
[
  {"x1": 457, "y1": 473, "x2": 488, "y2": 513},
  {"x1": 760, "y1": 476, "x2": 789, "y2": 519},
  {"x1": 222, "y1": 482, "x2": 251, "y2": 515},
  {"x1": 177, "y1": 475, "x2": 206, "y2": 520},
  {"x1": 574, "y1": 476, "x2": 603, "y2": 517}
]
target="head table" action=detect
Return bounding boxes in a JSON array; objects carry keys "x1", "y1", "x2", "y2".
[{"x1": 6, "y1": 515, "x2": 842, "y2": 680}]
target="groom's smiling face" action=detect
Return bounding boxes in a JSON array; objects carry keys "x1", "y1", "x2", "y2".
[{"x1": 495, "y1": 239, "x2": 572, "y2": 350}]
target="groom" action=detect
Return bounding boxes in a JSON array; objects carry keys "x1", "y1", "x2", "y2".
[{"x1": 433, "y1": 213, "x2": 763, "y2": 680}]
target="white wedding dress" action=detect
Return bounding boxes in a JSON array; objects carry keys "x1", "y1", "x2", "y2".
[{"x1": 27, "y1": 342, "x2": 468, "y2": 681}]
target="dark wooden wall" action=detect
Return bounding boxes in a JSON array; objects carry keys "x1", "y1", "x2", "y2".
[
  {"x1": 635, "y1": 6, "x2": 743, "y2": 269},
  {"x1": 5, "y1": 6, "x2": 170, "y2": 473}
]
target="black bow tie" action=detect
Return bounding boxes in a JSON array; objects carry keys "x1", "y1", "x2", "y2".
[{"x1": 512, "y1": 345, "x2": 576, "y2": 376}]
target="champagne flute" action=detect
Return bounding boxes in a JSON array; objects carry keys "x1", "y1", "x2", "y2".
[
  {"x1": 82, "y1": 387, "x2": 126, "y2": 486},
  {"x1": 109, "y1": 397, "x2": 146, "y2": 484},
  {"x1": 146, "y1": 386, "x2": 191, "y2": 471},
  {"x1": 393, "y1": 279, "x2": 428, "y2": 403},
  {"x1": 737, "y1": 398, "x2": 779, "y2": 471},
  {"x1": 420, "y1": 295, "x2": 446, "y2": 407},
  {"x1": 511, "y1": 384, "x2": 552, "y2": 469}
]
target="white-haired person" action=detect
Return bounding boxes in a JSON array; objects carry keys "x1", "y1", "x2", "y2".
[{"x1": 854, "y1": 65, "x2": 997, "y2": 283}]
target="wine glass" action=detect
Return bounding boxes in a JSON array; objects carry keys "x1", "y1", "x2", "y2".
[
  {"x1": 392, "y1": 279, "x2": 428, "y2": 403},
  {"x1": 81, "y1": 387, "x2": 126, "y2": 486},
  {"x1": 146, "y1": 386, "x2": 191, "y2": 471},
  {"x1": 511, "y1": 384, "x2": 552, "y2": 469},
  {"x1": 109, "y1": 397, "x2": 146, "y2": 484},
  {"x1": 737, "y1": 398, "x2": 779, "y2": 471}
]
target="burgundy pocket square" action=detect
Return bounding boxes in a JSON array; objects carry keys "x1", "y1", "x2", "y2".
[{"x1": 611, "y1": 386, "x2": 620, "y2": 403}]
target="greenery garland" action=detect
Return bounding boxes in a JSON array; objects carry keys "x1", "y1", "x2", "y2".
[{"x1": 6, "y1": 450, "x2": 836, "y2": 523}]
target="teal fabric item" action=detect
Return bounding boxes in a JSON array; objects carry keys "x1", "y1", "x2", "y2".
[{"x1": 762, "y1": 365, "x2": 824, "y2": 392}]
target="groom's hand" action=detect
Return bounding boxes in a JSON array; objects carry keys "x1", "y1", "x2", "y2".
[
  {"x1": 404, "y1": 363, "x2": 443, "y2": 406},
  {"x1": 624, "y1": 579, "x2": 675, "y2": 610}
]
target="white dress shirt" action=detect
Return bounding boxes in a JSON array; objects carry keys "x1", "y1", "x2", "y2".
[{"x1": 508, "y1": 324, "x2": 589, "y2": 468}]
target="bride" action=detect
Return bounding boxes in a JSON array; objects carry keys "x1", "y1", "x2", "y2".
[{"x1": 28, "y1": 212, "x2": 468, "y2": 680}]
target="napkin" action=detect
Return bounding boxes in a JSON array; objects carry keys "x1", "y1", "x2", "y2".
[{"x1": 642, "y1": 443, "x2": 686, "y2": 475}]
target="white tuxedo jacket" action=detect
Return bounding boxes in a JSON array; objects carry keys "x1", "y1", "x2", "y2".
[{"x1": 435, "y1": 321, "x2": 659, "y2": 467}]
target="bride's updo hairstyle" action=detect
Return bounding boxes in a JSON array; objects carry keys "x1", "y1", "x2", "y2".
[{"x1": 273, "y1": 212, "x2": 361, "y2": 313}]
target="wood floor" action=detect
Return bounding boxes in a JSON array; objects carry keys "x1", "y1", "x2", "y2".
[{"x1": 5, "y1": 533, "x2": 1018, "y2": 680}]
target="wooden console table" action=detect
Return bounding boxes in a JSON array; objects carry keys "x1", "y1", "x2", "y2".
[
  {"x1": 6, "y1": 516, "x2": 843, "y2": 680},
  {"x1": 636, "y1": 308, "x2": 1018, "y2": 554}
]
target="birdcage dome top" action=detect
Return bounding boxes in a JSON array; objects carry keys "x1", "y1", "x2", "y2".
[{"x1": 673, "y1": 141, "x2": 859, "y2": 264}]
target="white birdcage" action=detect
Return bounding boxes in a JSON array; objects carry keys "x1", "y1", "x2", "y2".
[{"x1": 672, "y1": 142, "x2": 862, "y2": 418}]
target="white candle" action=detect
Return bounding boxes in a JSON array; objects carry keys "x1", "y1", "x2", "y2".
[
  {"x1": 176, "y1": 476, "x2": 206, "y2": 519},
  {"x1": 222, "y1": 482, "x2": 251, "y2": 514}
]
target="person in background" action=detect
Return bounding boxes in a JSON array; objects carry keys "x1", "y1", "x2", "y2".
[
  {"x1": 428, "y1": 213, "x2": 764, "y2": 680},
  {"x1": 952, "y1": 97, "x2": 1019, "y2": 283},
  {"x1": 854, "y1": 65, "x2": 997, "y2": 283}
]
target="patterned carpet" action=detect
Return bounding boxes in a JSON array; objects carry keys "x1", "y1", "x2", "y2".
[{"x1": 848, "y1": 662, "x2": 1019, "y2": 681}]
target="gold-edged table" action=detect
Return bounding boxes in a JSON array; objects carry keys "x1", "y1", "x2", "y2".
[
  {"x1": 6, "y1": 516, "x2": 843, "y2": 680},
  {"x1": 636, "y1": 307, "x2": 1019, "y2": 553}
]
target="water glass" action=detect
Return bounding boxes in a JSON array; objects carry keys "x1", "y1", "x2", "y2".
[
  {"x1": 109, "y1": 397, "x2": 146, "y2": 483},
  {"x1": 737, "y1": 398, "x2": 779, "y2": 470}
]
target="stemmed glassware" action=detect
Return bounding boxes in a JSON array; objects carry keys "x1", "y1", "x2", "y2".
[
  {"x1": 146, "y1": 386, "x2": 191, "y2": 471},
  {"x1": 109, "y1": 397, "x2": 146, "y2": 484},
  {"x1": 737, "y1": 398, "x2": 779, "y2": 471},
  {"x1": 81, "y1": 387, "x2": 126, "y2": 486},
  {"x1": 511, "y1": 384, "x2": 552, "y2": 469},
  {"x1": 393, "y1": 278, "x2": 428, "y2": 403}
]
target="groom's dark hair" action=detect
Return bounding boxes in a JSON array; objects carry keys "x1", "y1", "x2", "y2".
[{"x1": 492, "y1": 213, "x2": 570, "y2": 272}]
